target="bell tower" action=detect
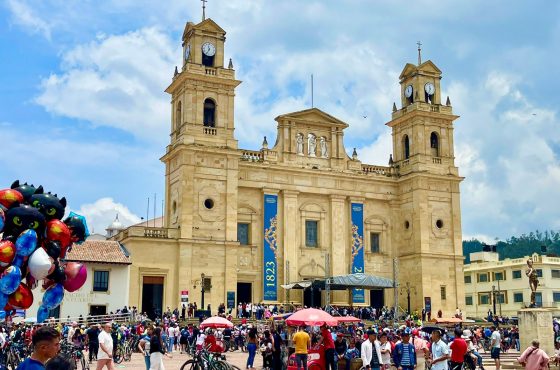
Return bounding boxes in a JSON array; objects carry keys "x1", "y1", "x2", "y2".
[
  {"x1": 388, "y1": 59, "x2": 459, "y2": 177},
  {"x1": 166, "y1": 18, "x2": 241, "y2": 149},
  {"x1": 386, "y1": 57, "x2": 465, "y2": 316}
]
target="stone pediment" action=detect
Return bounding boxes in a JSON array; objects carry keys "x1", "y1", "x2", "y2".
[
  {"x1": 183, "y1": 18, "x2": 226, "y2": 40},
  {"x1": 196, "y1": 18, "x2": 226, "y2": 34},
  {"x1": 275, "y1": 108, "x2": 349, "y2": 129},
  {"x1": 399, "y1": 60, "x2": 442, "y2": 80}
]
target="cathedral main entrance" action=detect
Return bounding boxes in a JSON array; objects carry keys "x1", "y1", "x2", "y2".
[
  {"x1": 303, "y1": 286, "x2": 322, "y2": 308},
  {"x1": 237, "y1": 282, "x2": 252, "y2": 305},
  {"x1": 142, "y1": 276, "x2": 164, "y2": 320},
  {"x1": 370, "y1": 289, "x2": 384, "y2": 309}
]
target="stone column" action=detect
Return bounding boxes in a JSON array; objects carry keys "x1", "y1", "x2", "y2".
[
  {"x1": 518, "y1": 308, "x2": 554, "y2": 355},
  {"x1": 329, "y1": 195, "x2": 347, "y2": 304},
  {"x1": 283, "y1": 190, "x2": 299, "y2": 304}
]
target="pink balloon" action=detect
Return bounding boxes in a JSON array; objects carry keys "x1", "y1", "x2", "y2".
[{"x1": 62, "y1": 262, "x2": 87, "y2": 292}]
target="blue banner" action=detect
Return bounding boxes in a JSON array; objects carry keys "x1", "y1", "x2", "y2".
[
  {"x1": 263, "y1": 194, "x2": 278, "y2": 301},
  {"x1": 351, "y1": 202, "x2": 365, "y2": 303}
]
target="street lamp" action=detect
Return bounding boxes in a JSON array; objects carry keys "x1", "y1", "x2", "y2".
[
  {"x1": 200, "y1": 273, "x2": 206, "y2": 310},
  {"x1": 491, "y1": 285, "x2": 496, "y2": 316},
  {"x1": 399, "y1": 282, "x2": 416, "y2": 315}
]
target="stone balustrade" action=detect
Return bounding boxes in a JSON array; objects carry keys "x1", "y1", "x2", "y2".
[
  {"x1": 432, "y1": 157, "x2": 442, "y2": 164},
  {"x1": 361, "y1": 164, "x2": 390, "y2": 176},
  {"x1": 203, "y1": 127, "x2": 217, "y2": 135},
  {"x1": 119, "y1": 226, "x2": 179, "y2": 239},
  {"x1": 240, "y1": 150, "x2": 263, "y2": 162},
  {"x1": 392, "y1": 102, "x2": 453, "y2": 119}
]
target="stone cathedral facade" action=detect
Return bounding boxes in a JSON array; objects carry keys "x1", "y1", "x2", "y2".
[{"x1": 117, "y1": 17, "x2": 465, "y2": 317}]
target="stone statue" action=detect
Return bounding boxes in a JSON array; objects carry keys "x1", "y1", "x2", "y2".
[
  {"x1": 296, "y1": 133, "x2": 304, "y2": 155},
  {"x1": 526, "y1": 258, "x2": 539, "y2": 307},
  {"x1": 320, "y1": 137, "x2": 328, "y2": 158},
  {"x1": 308, "y1": 133, "x2": 317, "y2": 157}
]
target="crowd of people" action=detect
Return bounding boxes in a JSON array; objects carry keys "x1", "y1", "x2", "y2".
[{"x1": 3, "y1": 305, "x2": 558, "y2": 370}]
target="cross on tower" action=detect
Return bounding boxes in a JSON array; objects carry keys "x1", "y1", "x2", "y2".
[
  {"x1": 201, "y1": 0, "x2": 207, "y2": 21},
  {"x1": 417, "y1": 41, "x2": 422, "y2": 65}
]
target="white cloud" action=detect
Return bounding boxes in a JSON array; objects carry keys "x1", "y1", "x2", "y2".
[
  {"x1": 9, "y1": 0, "x2": 560, "y2": 243},
  {"x1": 36, "y1": 28, "x2": 177, "y2": 143},
  {"x1": 6, "y1": 0, "x2": 52, "y2": 39},
  {"x1": 453, "y1": 72, "x2": 560, "y2": 239},
  {"x1": 75, "y1": 198, "x2": 141, "y2": 236}
]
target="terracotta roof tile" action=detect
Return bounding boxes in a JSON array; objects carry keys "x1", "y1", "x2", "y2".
[{"x1": 64, "y1": 240, "x2": 131, "y2": 265}]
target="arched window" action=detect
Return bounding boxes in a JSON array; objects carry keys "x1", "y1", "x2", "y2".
[
  {"x1": 203, "y1": 98, "x2": 216, "y2": 127},
  {"x1": 430, "y1": 132, "x2": 439, "y2": 157},
  {"x1": 175, "y1": 101, "x2": 182, "y2": 131},
  {"x1": 403, "y1": 135, "x2": 410, "y2": 160}
]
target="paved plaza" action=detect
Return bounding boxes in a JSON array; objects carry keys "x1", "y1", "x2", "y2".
[
  {"x1": 98, "y1": 349, "x2": 519, "y2": 370},
  {"x1": 93, "y1": 350, "x2": 258, "y2": 370}
]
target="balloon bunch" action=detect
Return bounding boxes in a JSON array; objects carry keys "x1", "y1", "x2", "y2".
[{"x1": 0, "y1": 180, "x2": 88, "y2": 322}]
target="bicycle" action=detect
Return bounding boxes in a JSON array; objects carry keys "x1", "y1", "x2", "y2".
[
  {"x1": 180, "y1": 346, "x2": 231, "y2": 370},
  {"x1": 60, "y1": 341, "x2": 88, "y2": 370}
]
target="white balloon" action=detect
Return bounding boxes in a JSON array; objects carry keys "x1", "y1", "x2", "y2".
[{"x1": 28, "y1": 248, "x2": 53, "y2": 280}]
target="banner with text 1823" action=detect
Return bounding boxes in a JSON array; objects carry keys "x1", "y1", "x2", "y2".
[
  {"x1": 351, "y1": 202, "x2": 365, "y2": 303},
  {"x1": 263, "y1": 194, "x2": 278, "y2": 301}
]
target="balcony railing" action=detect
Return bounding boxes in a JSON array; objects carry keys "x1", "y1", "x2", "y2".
[
  {"x1": 361, "y1": 164, "x2": 390, "y2": 176},
  {"x1": 203, "y1": 127, "x2": 217, "y2": 135},
  {"x1": 432, "y1": 157, "x2": 442, "y2": 164},
  {"x1": 240, "y1": 150, "x2": 263, "y2": 162},
  {"x1": 118, "y1": 226, "x2": 178, "y2": 239}
]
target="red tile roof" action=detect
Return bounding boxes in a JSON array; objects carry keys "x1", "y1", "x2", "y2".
[{"x1": 64, "y1": 240, "x2": 131, "y2": 265}]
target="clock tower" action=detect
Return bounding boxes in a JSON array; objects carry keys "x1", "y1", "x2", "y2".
[
  {"x1": 162, "y1": 17, "x2": 242, "y2": 244},
  {"x1": 166, "y1": 18, "x2": 241, "y2": 149},
  {"x1": 386, "y1": 59, "x2": 465, "y2": 314}
]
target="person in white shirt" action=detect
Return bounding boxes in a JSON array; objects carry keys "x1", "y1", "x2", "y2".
[
  {"x1": 428, "y1": 330, "x2": 449, "y2": 370},
  {"x1": 490, "y1": 327, "x2": 501, "y2": 370},
  {"x1": 97, "y1": 323, "x2": 115, "y2": 370},
  {"x1": 379, "y1": 332, "x2": 392, "y2": 370},
  {"x1": 361, "y1": 330, "x2": 383, "y2": 370}
]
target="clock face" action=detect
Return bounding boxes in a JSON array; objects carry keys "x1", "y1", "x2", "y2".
[
  {"x1": 424, "y1": 82, "x2": 435, "y2": 96},
  {"x1": 202, "y1": 42, "x2": 216, "y2": 57},
  {"x1": 184, "y1": 44, "x2": 191, "y2": 61},
  {"x1": 405, "y1": 85, "x2": 413, "y2": 98}
]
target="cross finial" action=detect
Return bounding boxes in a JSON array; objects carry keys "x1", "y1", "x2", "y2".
[
  {"x1": 201, "y1": 0, "x2": 207, "y2": 21},
  {"x1": 417, "y1": 41, "x2": 422, "y2": 65}
]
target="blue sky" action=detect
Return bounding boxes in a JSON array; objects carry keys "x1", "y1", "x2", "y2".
[{"x1": 1, "y1": 0, "x2": 559, "y2": 241}]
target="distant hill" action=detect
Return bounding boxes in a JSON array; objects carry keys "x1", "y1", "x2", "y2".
[{"x1": 463, "y1": 230, "x2": 560, "y2": 264}]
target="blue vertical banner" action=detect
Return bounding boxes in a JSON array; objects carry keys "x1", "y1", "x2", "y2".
[
  {"x1": 263, "y1": 194, "x2": 278, "y2": 301},
  {"x1": 350, "y1": 202, "x2": 365, "y2": 303}
]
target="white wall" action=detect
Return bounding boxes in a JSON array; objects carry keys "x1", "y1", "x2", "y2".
[{"x1": 27, "y1": 263, "x2": 130, "y2": 319}]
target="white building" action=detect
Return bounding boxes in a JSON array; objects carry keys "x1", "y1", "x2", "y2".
[
  {"x1": 464, "y1": 251, "x2": 560, "y2": 318},
  {"x1": 28, "y1": 240, "x2": 132, "y2": 319}
]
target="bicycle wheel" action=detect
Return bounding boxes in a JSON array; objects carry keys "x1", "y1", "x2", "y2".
[
  {"x1": 211, "y1": 359, "x2": 232, "y2": 370},
  {"x1": 80, "y1": 354, "x2": 88, "y2": 370},
  {"x1": 180, "y1": 359, "x2": 202, "y2": 370},
  {"x1": 125, "y1": 345, "x2": 132, "y2": 361},
  {"x1": 113, "y1": 348, "x2": 124, "y2": 364}
]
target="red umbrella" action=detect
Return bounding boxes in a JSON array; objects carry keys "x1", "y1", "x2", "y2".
[
  {"x1": 285, "y1": 308, "x2": 338, "y2": 326},
  {"x1": 335, "y1": 316, "x2": 361, "y2": 323},
  {"x1": 200, "y1": 316, "x2": 234, "y2": 329}
]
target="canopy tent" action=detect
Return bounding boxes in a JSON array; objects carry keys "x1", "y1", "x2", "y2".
[{"x1": 281, "y1": 273, "x2": 394, "y2": 290}]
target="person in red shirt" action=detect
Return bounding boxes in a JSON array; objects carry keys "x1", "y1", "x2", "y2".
[
  {"x1": 449, "y1": 328, "x2": 468, "y2": 370},
  {"x1": 319, "y1": 324, "x2": 336, "y2": 370}
]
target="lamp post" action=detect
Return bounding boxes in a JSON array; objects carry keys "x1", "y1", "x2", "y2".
[
  {"x1": 200, "y1": 273, "x2": 206, "y2": 310},
  {"x1": 492, "y1": 285, "x2": 497, "y2": 316},
  {"x1": 400, "y1": 282, "x2": 416, "y2": 315}
]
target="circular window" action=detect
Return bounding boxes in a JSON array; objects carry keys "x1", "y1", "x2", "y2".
[
  {"x1": 172, "y1": 201, "x2": 177, "y2": 214},
  {"x1": 436, "y1": 219, "x2": 444, "y2": 229},
  {"x1": 204, "y1": 198, "x2": 214, "y2": 209},
  {"x1": 404, "y1": 220, "x2": 410, "y2": 229}
]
